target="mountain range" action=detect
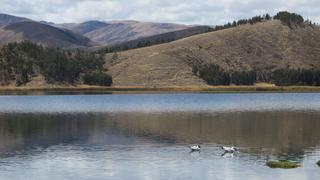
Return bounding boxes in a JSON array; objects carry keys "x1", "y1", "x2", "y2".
[
  {"x1": 0, "y1": 13, "x2": 211, "y2": 48},
  {"x1": 57, "y1": 20, "x2": 189, "y2": 45}
]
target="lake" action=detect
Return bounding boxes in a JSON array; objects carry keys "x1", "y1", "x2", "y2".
[{"x1": 0, "y1": 93, "x2": 319, "y2": 179}]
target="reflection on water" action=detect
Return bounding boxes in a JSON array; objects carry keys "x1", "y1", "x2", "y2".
[
  {"x1": 0, "y1": 93, "x2": 320, "y2": 113},
  {"x1": 0, "y1": 90, "x2": 114, "y2": 96},
  {"x1": 0, "y1": 111, "x2": 319, "y2": 179}
]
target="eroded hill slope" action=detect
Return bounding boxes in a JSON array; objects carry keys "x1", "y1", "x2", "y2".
[{"x1": 105, "y1": 20, "x2": 320, "y2": 87}]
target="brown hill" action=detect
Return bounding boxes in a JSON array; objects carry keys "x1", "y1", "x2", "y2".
[
  {"x1": 0, "y1": 13, "x2": 31, "y2": 26},
  {"x1": 104, "y1": 20, "x2": 320, "y2": 87},
  {"x1": 0, "y1": 21, "x2": 94, "y2": 48}
]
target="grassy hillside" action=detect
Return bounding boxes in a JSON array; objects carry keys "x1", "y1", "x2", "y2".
[{"x1": 104, "y1": 20, "x2": 320, "y2": 87}]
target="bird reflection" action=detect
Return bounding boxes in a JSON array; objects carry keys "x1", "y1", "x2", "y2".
[
  {"x1": 221, "y1": 152, "x2": 235, "y2": 158},
  {"x1": 189, "y1": 150, "x2": 201, "y2": 154}
]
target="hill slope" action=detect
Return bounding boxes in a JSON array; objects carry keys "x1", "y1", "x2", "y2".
[
  {"x1": 0, "y1": 13, "x2": 31, "y2": 26},
  {"x1": 0, "y1": 21, "x2": 94, "y2": 48},
  {"x1": 104, "y1": 20, "x2": 320, "y2": 87},
  {"x1": 100, "y1": 25, "x2": 212, "y2": 53}
]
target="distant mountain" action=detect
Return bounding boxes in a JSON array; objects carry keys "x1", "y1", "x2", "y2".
[
  {"x1": 59, "y1": 20, "x2": 190, "y2": 45},
  {"x1": 0, "y1": 13, "x2": 212, "y2": 49},
  {"x1": 60, "y1": 21, "x2": 109, "y2": 35},
  {"x1": 0, "y1": 13, "x2": 31, "y2": 26},
  {"x1": 0, "y1": 21, "x2": 94, "y2": 48}
]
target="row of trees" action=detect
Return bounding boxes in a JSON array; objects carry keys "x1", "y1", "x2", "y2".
[
  {"x1": 213, "y1": 14, "x2": 272, "y2": 31},
  {"x1": 211, "y1": 11, "x2": 316, "y2": 32},
  {"x1": 101, "y1": 38, "x2": 178, "y2": 54},
  {"x1": 193, "y1": 64, "x2": 320, "y2": 86},
  {"x1": 192, "y1": 64, "x2": 256, "y2": 85},
  {"x1": 272, "y1": 69, "x2": 320, "y2": 86},
  {"x1": 0, "y1": 41, "x2": 112, "y2": 86}
]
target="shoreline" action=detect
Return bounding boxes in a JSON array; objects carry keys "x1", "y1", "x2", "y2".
[{"x1": 0, "y1": 85, "x2": 320, "y2": 94}]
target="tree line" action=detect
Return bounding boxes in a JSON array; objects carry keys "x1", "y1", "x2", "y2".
[
  {"x1": 213, "y1": 14, "x2": 272, "y2": 31},
  {"x1": 210, "y1": 11, "x2": 316, "y2": 32},
  {"x1": 272, "y1": 68, "x2": 320, "y2": 86},
  {"x1": 192, "y1": 64, "x2": 256, "y2": 85},
  {"x1": 192, "y1": 64, "x2": 320, "y2": 86},
  {"x1": 0, "y1": 41, "x2": 112, "y2": 86},
  {"x1": 273, "y1": 11, "x2": 304, "y2": 27}
]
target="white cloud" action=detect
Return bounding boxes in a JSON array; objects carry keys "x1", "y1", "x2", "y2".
[{"x1": 0, "y1": 0, "x2": 319, "y2": 25}]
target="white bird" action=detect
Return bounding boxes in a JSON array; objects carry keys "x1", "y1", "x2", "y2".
[
  {"x1": 221, "y1": 146, "x2": 238, "y2": 153},
  {"x1": 189, "y1": 145, "x2": 201, "y2": 151}
]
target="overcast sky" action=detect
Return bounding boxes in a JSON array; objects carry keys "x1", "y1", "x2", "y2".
[{"x1": 1, "y1": 0, "x2": 319, "y2": 25}]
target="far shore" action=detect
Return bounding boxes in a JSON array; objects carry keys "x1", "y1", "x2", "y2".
[{"x1": 1, "y1": 85, "x2": 320, "y2": 94}]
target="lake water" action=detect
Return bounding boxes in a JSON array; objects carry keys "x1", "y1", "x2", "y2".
[{"x1": 0, "y1": 93, "x2": 319, "y2": 179}]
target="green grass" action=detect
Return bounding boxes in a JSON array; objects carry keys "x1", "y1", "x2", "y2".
[{"x1": 266, "y1": 161, "x2": 301, "y2": 169}]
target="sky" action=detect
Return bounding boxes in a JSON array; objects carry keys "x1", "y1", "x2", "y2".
[{"x1": 0, "y1": 0, "x2": 319, "y2": 25}]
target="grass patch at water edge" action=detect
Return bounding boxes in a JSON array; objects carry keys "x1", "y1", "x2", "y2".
[{"x1": 266, "y1": 161, "x2": 301, "y2": 169}]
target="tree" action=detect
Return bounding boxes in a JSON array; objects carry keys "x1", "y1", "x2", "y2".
[
  {"x1": 0, "y1": 41, "x2": 111, "y2": 86},
  {"x1": 271, "y1": 68, "x2": 320, "y2": 86},
  {"x1": 230, "y1": 71, "x2": 256, "y2": 85},
  {"x1": 198, "y1": 64, "x2": 230, "y2": 85},
  {"x1": 273, "y1": 11, "x2": 304, "y2": 27},
  {"x1": 265, "y1": 14, "x2": 271, "y2": 21}
]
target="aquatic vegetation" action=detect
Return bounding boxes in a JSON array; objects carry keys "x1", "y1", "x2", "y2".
[{"x1": 266, "y1": 161, "x2": 301, "y2": 169}]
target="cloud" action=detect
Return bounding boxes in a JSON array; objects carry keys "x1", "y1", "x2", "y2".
[{"x1": 0, "y1": 0, "x2": 319, "y2": 25}]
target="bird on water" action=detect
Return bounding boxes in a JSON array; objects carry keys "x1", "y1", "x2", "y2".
[
  {"x1": 189, "y1": 145, "x2": 201, "y2": 152},
  {"x1": 221, "y1": 146, "x2": 239, "y2": 153}
]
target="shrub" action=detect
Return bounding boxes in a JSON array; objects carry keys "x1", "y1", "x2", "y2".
[{"x1": 83, "y1": 72, "x2": 113, "y2": 86}]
